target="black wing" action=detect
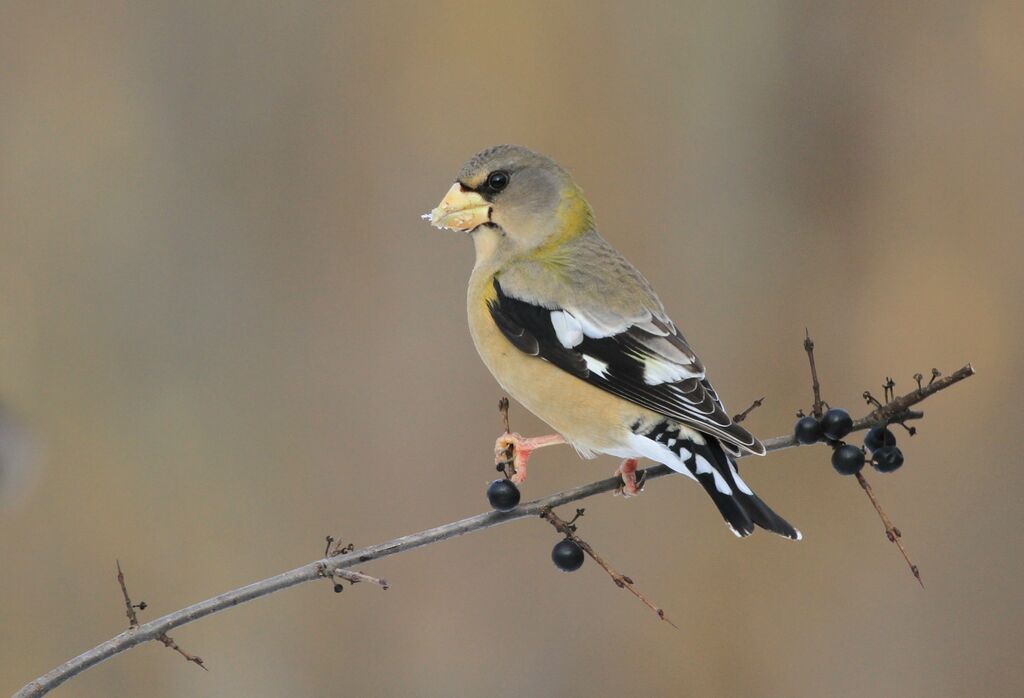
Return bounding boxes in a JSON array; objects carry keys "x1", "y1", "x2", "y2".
[{"x1": 487, "y1": 278, "x2": 765, "y2": 455}]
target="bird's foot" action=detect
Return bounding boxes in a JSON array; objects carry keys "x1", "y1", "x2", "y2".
[
  {"x1": 494, "y1": 432, "x2": 565, "y2": 484},
  {"x1": 614, "y1": 458, "x2": 645, "y2": 497}
]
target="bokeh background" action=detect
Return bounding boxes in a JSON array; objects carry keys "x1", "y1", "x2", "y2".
[{"x1": 2, "y1": 2, "x2": 1022, "y2": 696}]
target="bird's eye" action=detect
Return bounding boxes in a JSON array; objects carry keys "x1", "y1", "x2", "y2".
[{"x1": 485, "y1": 170, "x2": 510, "y2": 193}]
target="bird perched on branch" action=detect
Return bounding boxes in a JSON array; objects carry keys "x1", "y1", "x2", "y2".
[{"x1": 424, "y1": 145, "x2": 799, "y2": 539}]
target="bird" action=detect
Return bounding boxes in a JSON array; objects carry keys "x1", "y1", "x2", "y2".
[{"x1": 424, "y1": 145, "x2": 799, "y2": 539}]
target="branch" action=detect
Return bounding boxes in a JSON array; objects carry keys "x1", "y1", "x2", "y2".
[
  {"x1": 114, "y1": 561, "x2": 207, "y2": 671},
  {"x1": 14, "y1": 363, "x2": 974, "y2": 697}
]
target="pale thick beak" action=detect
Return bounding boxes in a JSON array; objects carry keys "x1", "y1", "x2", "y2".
[{"x1": 421, "y1": 182, "x2": 491, "y2": 232}]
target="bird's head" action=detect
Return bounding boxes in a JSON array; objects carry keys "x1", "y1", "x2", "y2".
[{"x1": 424, "y1": 145, "x2": 593, "y2": 263}]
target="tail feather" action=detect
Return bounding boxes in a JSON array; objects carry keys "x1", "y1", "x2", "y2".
[{"x1": 630, "y1": 420, "x2": 801, "y2": 540}]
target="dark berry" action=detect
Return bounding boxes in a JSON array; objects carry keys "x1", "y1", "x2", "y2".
[
  {"x1": 821, "y1": 408, "x2": 854, "y2": 440},
  {"x1": 486, "y1": 479, "x2": 520, "y2": 511},
  {"x1": 551, "y1": 539, "x2": 584, "y2": 572},
  {"x1": 872, "y1": 446, "x2": 905, "y2": 473},
  {"x1": 794, "y1": 415, "x2": 823, "y2": 444},
  {"x1": 831, "y1": 444, "x2": 865, "y2": 475},
  {"x1": 864, "y1": 425, "x2": 897, "y2": 451}
]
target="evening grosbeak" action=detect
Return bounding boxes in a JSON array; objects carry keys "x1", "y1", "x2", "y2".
[{"x1": 424, "y1": 145, "x2": 799, "y2": 539}]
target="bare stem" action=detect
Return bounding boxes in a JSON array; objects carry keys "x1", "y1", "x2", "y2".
[
  {"x1": 804, "y1": 329, "x2": 825, "y2": 418},
  {"x1": 855, "y1": 472, "x2": 924, "y2": 587},
  {"x1": 333, "y1": 569, "x2": 390, "y2": 590},
  {"x1": 115, "y1": 561, "x2": 140, "y2": 629}
]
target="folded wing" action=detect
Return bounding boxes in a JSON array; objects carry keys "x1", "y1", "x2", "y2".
[{"x1": 487, "y1": 278, "x2": 765, "y2": 456}]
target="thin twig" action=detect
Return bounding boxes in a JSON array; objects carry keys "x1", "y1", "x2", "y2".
[
  {"x1": 333, "y1": 569, "x2": 390, "y2": 590},
  {"x1": 116, "y1": 560, "x2": 140, "y2": 628},
  {"x1": 804, "y1": 329, "x2": 825, "y2": 418},
  {"x1": 540, "y1": 507, "x2": 677, "y2": 628},
  {"x1": 14, "y1": 363, "x2": 974, "y2": 697},
  {"x1": 156, "y1": 634, "x2": 207, "y2": 670},
  {"x1": 861, "y1": 364, "x2": 975, "y2": 425},
  {"x1": 733, "y1": 396, "x2": 765, "y2": 424},
  {"x1": 855, "y1": 472, "x2": 923, "y2": 587}
]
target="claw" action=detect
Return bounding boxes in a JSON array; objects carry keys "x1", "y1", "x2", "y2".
[{"x1": 614, "y1": 458, "x2": 643, "y2": 497}]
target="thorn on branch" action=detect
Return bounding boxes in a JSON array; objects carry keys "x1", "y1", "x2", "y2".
[
  {"x1": 115, "y1": 561, "x2": 207, "y2": 670},
  {"x1": 733, "y1": 396, "x2": 765, "y2": 424}
]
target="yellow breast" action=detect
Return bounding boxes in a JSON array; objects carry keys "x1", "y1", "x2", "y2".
[{"x1": 466, "y1": 267, "x2": 653, "y2": 456}]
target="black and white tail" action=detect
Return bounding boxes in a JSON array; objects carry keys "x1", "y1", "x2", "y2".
[{"x1": 627, "y1": 420, "x2": 800, "y2": 540}]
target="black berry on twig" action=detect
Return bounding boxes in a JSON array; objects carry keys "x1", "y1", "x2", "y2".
[
  {"x1": 486, "y1": 479, "x2": 521, "y2": 511},
  {"x1": 872, "y1": 446, "x2": 905, "y2": 473},
  {"x1": 832, "y1": 444, "x2": 866, "y2": 475},
  {"x1": 551, "y1": 539, "x2": 585, "y2": 572},
  {"x1": 821, "y1": 408, "x2": 853, "y2": 440},
  {"x1": 794, "y1": 415, "x2": 823, "y2": 444},
  {"x1": 864, "y1": 425, "x2": 897, "y2": 452}
]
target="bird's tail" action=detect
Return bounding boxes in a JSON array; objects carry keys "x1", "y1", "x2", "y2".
[{"x1": 628, "y1": 421, "x2": 800, "y2": 539}]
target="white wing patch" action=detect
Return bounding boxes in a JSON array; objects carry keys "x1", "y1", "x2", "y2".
[
  {"x1": 642, "y1": 355, "x2": 704, "y2": 385},
  {"x1": 583, "y1": 355, "x2": 609, "y2": 377},
  {"x1": 549, "y1": 310, "x2": 583, "y2": 348}
]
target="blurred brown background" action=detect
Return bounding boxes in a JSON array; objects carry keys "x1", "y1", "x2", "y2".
[{"x1": 2, "y1": 2, "x2": 1022, "y2": 696}]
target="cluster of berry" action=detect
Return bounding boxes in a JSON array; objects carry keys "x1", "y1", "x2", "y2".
[
  {"x1": 795, "y1": 409, "x2": 905, "y2": 476},
  {"x1": 485, "y1": 479, "x2": 585, "y2": 572}
]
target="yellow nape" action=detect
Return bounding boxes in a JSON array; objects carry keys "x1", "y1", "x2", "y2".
[{"x1": 530, "y1": 185, "x2": 594, "y2": 262}]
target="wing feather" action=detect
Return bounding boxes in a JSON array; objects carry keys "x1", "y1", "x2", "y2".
[{"x1": 489, "y1": 278, "x2": 765, "y2": 455}]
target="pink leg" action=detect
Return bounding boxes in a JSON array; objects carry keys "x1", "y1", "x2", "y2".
[
  {"x1": 614, "y1": 458, "x2": 643, "y2": 497},
  {"x1": 494, "y1": 432, "x2": 565, "y2": 484}
]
